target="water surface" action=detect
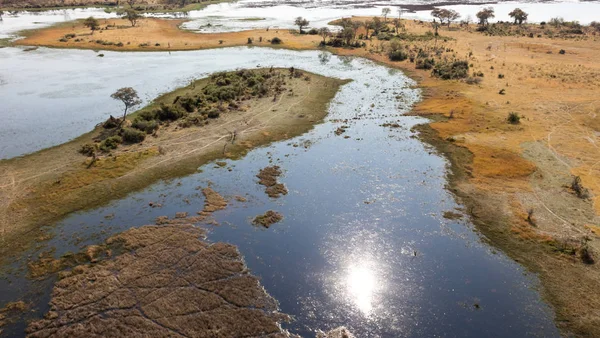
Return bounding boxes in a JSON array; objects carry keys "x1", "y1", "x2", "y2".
[{"x1": 0, "y1": 47, "x2": 559, "y2": 337}]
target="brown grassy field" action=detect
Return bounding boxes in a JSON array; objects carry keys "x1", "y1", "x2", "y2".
[{"x1": 10, "y1": 15, "x2": 600, "y2": 336}]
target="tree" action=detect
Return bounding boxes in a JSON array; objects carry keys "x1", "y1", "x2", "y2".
[
  {"x1": 0, "y1": 10, "x2": 4, "y2": 21},
  {"x1": 508, "y1": 8, "x2": 528, "y2": 25},
  {"x1": 294, "y1": 17, "x2": 309, "y2": 34},
  {"x1": 127, "y1": 0, "x2": 136, "y2": 7},
  {"x1": 476, "y1": 7, "x2": 495, "y2": 26},
  {"x1": 122, "y1": 9, "x2": 142, "y2": 27},
  {"x1": 83, "y1": 17, "x2": 100, "y2": 34},
  {"x1": 372, "y1": 16, "x2": 383, "y2": 35},
  {"x1": 392, "y1": 18, "x2": 401, "y2": 34},
  {"x1": 364, "y1": 19, "x2": 373, "y2": 39},
  {"x1": 431, "y1": 8, "x2": 460, "y2": 28},
  {"x1": 318, "y1": 27, "x2": 330, "y2": 43},
  {"x1": 382, "y1": 7, "x2": 391, "y2": 22},
  {"x1": 342, "y1": 26, "x2": 355, "y2": 45},
  {"x1": 111, "y1": 87, "x2": 142, "y2": 126},
  {"x1": 397, "y1": 7, "x2": 404, "y2": 19}
]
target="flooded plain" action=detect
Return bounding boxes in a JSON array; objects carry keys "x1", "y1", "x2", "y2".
[{"x1": 0, "y1": 45, "x2": 560, "y2": 337}]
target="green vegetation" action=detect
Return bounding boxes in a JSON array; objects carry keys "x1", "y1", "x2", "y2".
[
  {"x1": 507, "y1": 112, "x2": 521, "y2": 124},
  {"x1": 432, "y1": 60, "x2": 469, "y2": 80}
]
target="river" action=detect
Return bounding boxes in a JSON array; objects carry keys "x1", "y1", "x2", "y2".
[{"x1": 0, "y1": 46, "x2": 560, "y2": 337}]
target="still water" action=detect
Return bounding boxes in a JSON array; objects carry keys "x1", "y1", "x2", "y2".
[{"x1": 0, "y1": 46, "x2": 559, "y2": 337}]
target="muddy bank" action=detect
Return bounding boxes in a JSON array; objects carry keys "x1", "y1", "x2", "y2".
[{"x1": 26, "y1": 224, "x2": 294, "y2": 337}]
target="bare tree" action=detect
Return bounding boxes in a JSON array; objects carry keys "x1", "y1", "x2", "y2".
[
  {"x1": 111, "y1": 87, "x2": 142, "y2": 126},
  {"x1": 392, "y1": 18, "x2": 401, "y2": 34},
  {"x1": 382, "y1": 7, "x2": 391, "y2": 22},
  {"x1": 294, "y1": 16, "x2": 309, "y2": 34},
  {"x1": 508, "y1": 8, "x2": 528, "y2": 24},
  {"x1": 397, "y1": 7, "x2": 404, "y2": 19}
]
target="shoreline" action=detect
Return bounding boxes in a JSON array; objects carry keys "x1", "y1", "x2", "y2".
[
  {"x1": 0, "y1": 68, "x2": 347, "y2": 275},
  {"x1": 5, "y1": 15, "x2": 600, "y2": 337}
]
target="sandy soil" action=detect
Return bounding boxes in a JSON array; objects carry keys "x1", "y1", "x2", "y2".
[
  {"x1": 0, "y1": 69, "x2": 345, "y2": 275},
  {"x1": 11, "y1": 16, "x2": 600, "y2": 336},
  {"x1": 16, "y1": 18, "x2": 322, "y2": 51}
]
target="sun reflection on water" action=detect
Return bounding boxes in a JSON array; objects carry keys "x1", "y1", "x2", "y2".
[{"x1": 346, "y1": 262, "x2": 378, "y2": 316}]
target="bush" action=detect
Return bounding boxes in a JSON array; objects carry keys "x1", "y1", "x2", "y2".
[
  {"x1": 121, "y1": 128, "x2": 145, "y2": 143},
  {"x1": 79, "y1": 143, "x2": 96, "y2": 156},
  {"x1": 388, "y1": 49, "x2": 408, "y2": 61},
  {"x1": 307, "y1": 28, "x2": 318, "y2": 35},
  {"x1": 155, "y1": 104, "x2": 186, "y2": 121},
  {"x1": 498, "y1": 74, "x2": 505, "y2": 79},
  {"x1": 132, "y1": 118, "x2": 158, "y2": 134},
  {"x1": 499, "y1": 89, "x2": 506, "y2": 95},
  {"x1": 432, "y1": 60, "x2": 469, "y2": 80},
  {"x1": 247, "y1": 37, "x2": 253, "y2": 44},
  {"x1": 137, "y1": 110, "x2": 157, "y2": 121},
  {"x1": 64, "y1": 33, "x2": 76, "y2": 39},
  {"x1": 99, "y1": 135, "x2": 122, "y2": 152},
  {"x1": 465, "y1": 77, "x2": 482, "y2": 85},
  {"x1": 559, "y1": 49, "x2": 566, "y2": 55},
  {"x1": 271, "y1": 37, "x2": 282, "y2": 44},
  {"x1": 415, "y1": 58, "x2": 435, "y2": 70},
  {"x1": 507, "y1": 112, "x2": 520, "y2": 124}
]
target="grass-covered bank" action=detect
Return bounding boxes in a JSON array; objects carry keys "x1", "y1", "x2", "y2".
[{"x1": 0, "y1": 68, "x2": 348, "y2": 275}]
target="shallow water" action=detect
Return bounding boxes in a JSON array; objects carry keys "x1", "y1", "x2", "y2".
[
  {"x1": 0, "y1": 47, "x2": 559, "y2": 337},
  {"x1": 1, "y1": 0, "x2": 598, "y2": 40}
]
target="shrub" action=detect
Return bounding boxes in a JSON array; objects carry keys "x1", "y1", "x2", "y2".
[
  {"x1": 99, "y1": 135, "x2": 122, "y2": 152},
  {"x1": 155, "y1": 104, "x2": 186, "y2": 121},
  {"x1": 121, "y1": 128, "x2": 145, "y2": 143},
  {"x1": 271, "y1": 37, "x2": 282, "y2": 44},
  {"x1": 59, "y1": 38, "x2": 68, "y2": 42},
  {"x1": 465, "y1": 77, "x2": 482, "y2": 85},
  {"x1": 507, "y1": 112, "x2": 520, "y2": 124},
  {"x1": 178, "y1": 115, "x2": 205, "y2": 128},
  {"x1": 207, "y1": 109, "x2": 220, "y2": 119},
  {"x1": 571, "y1": 175, "x2": 589, "y2": 199},
  {"x1": 132, "y1": 118, "x2": 158, "y2": 134},
  {"x1": 498, "y1": 73, "x2": 505, "y2": 79},
  {"x1": 137, "y1": 110, "x2": 157, "y2": 121},
  {"x1": 115, "y1": 42, "x2": 124, "y2": 47},
  {"x1": 559, "y1": 49, "x2": 566, "y2": 55},
  {"x1": 308, "y1": 28, "x2": 319, "y2": 35},
  {"x1": 415, "y1": 58, "x2": 435, "y2": 70},
  {"x1": 64, "y1": 33, "x2": 76, "y2": 39},
  {"x1": 432, "y1": 60, "x2": 469, "y2": 80},
  {"x1": 247, "y1": 37, "x2": 253, "y2": 44},
  {"x1": 79, "y1": 143, "x2": 96, "y2": 156},
  {"x1": 499, "y1": 89, "x2": 506, "y2": 95},
  {"x1": 388, "y1": 49, "x2": 408, "y2": 61}
]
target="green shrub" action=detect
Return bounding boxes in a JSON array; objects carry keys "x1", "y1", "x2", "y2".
[
  {"x1": 155, "y1": 104, "x2": 186, "y2": 121},
  {"x1": 99, "y1": 135, "x2": 122, "y2": 152},
  {"x1": 271, "y1": 37, "x2": 283, "y2": 44},
  {"x1": 432, "y1": 60, "x2": 469, "y2": 80},
  {"x1": 388, "y1": 49, "x2": 408, "y2": 61},
  {"x1": 415, "y1": 58, "x2": 435, "y2": 70},
  {"x1": 137, "y1": 110, "x2": 157, "y2": 121},
  {"x1": 121, "y1": 128, "x2": 145, "y2": 143},
  {"x1": 132, "y1": 118, "x2": 158, "y2": 134},
  {"x1": 79, "y1": 143, "x2": 96, "y2": 156},
  {"x1": 507, "y1": 112, "x2": 520, "y2": 124}
]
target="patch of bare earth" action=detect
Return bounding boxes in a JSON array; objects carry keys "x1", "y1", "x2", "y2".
[
  {"x1": 26, "y1": 225, "x2": 294, "y2": 338},
  {"x1": 257, "y1": 166, "x2": 288, "y2": 198}
]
